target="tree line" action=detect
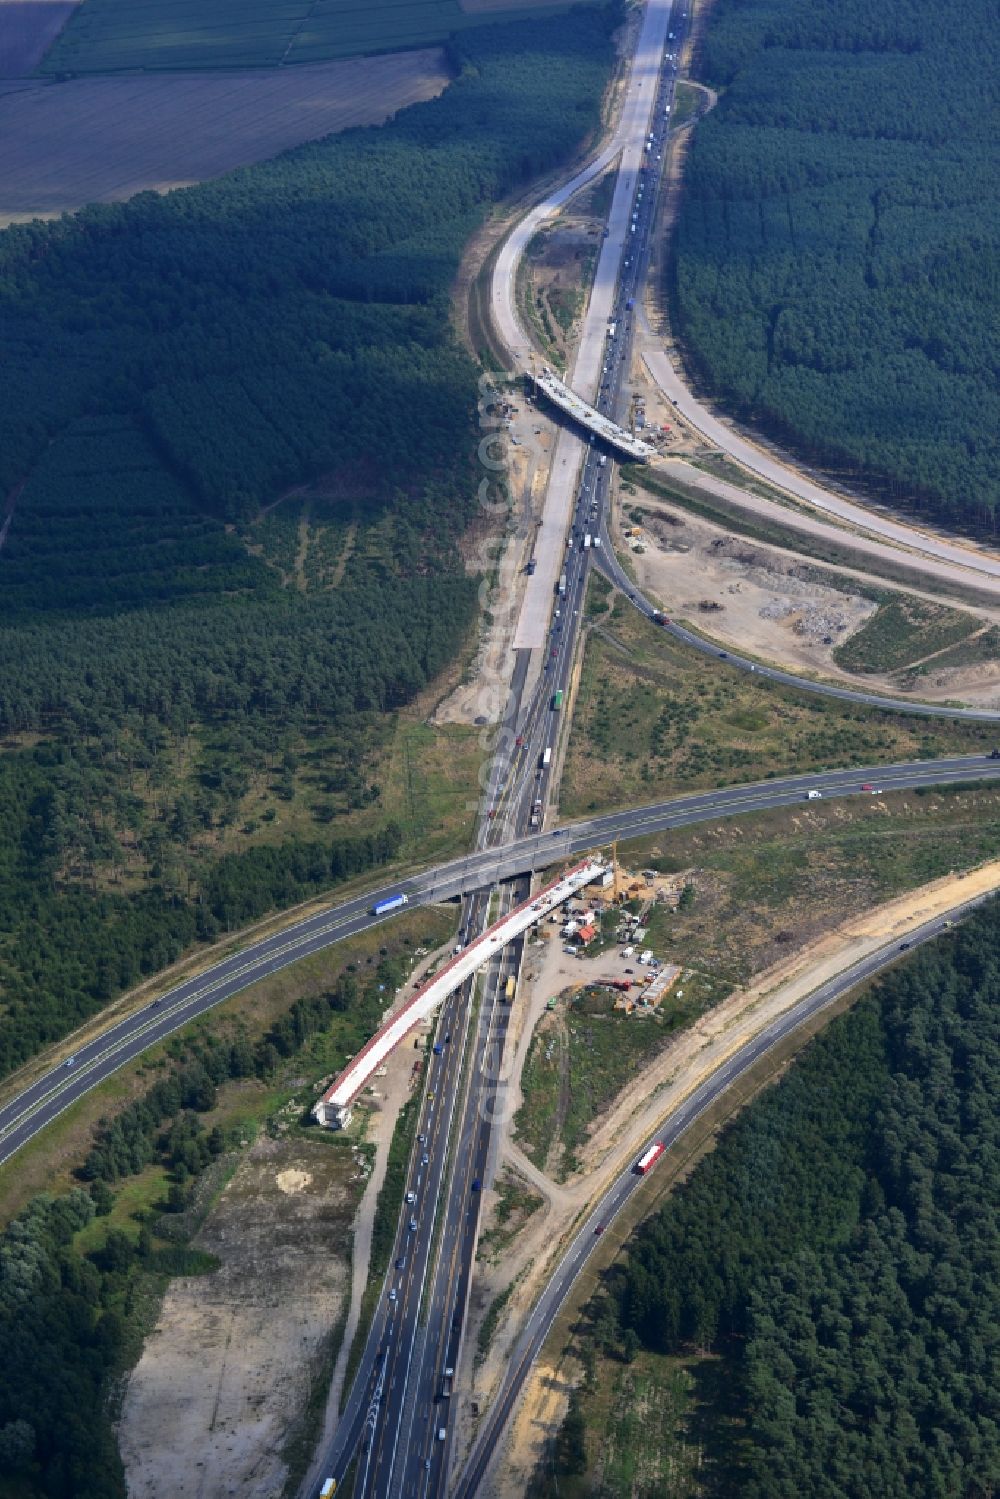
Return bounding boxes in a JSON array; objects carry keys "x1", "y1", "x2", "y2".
[
  {"x1": 578, "y1": 900, "x2": 1000, "y2": 1497},
  {"x1": 671, "y1": 0, "x2": 999, "y2": 532},
  {"x1": 0, "y1": 7, "x2": 622, "y2": 1083},
  {"x1": 0, "y1": 938, "x2": 414, "y2": 1498}
]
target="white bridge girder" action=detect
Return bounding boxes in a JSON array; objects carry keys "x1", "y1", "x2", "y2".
[{"x1": 314, "y1": 859, "x2": 605, "y2": 1128}]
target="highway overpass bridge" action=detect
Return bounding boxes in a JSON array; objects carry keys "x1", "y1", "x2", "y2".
[
  {"x1": 531, "y1": 367, "x2": 655, "y2": 461},
  {"x1": 313, "y1": 859, "x2": 605, "y2": 1127}
]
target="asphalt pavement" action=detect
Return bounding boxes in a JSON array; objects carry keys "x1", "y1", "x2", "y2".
[
  {"x1": 451, "y1": 884, "x2": 995, "y2": 1498},
  {"x1": 596, "y1": 541, "x2": 1000, "y2": 723},
  {"x1": 4, "y1": 754, "x2": 998, "y2": 1173}
]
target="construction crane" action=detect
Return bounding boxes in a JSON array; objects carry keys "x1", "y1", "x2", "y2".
[{"x1": 611, "y1": 841, "x2": 625, "y2": 903}]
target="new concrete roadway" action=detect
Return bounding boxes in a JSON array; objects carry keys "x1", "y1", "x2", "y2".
[
  {"x1": 506, "y1": 0, "x2": 675, "y2": 648},
  {"x1": 642, "y1": 347, "x2": 1000, "y2": 595},
  {"x1": 3, "y1": 755, "x2": 1000, "y2": 1174},
  {"x1": 451, "y1": 882, "x2": 994, "y2": 1499}
]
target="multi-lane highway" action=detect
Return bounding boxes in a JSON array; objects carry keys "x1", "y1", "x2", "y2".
[
  {"x1": 452, "y1": 883, "x2": 994, "y2": 1497},
  {"x1": 5, "y1": 6, "x2": 998, "y2": 1497},
  {"x1": 509, "y1": 0, "x2": 676, "y2": 647},
  {"x1": 4, "y1": 756, "x2": 999, "y2": 1177}
]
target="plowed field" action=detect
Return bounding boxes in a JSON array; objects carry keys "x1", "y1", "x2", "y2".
[
  {"x1": 0, "y1": 1, "x2": 78, "y2": 78},
  {"x1": 0, "y1": 50, "x2": 450, "y2": 225}
]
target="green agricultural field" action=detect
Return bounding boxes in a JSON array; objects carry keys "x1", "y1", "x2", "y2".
[{"x1": 42, "y1": 0, "x2": 578, "y2": 73}]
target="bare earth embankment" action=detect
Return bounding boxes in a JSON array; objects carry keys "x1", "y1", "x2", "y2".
[
  {"x1": 0, "y1": 50, "x2": 450, "y2": 225},
  {"x1": 119, "y1": 1134, "x2": 359, "y2": 1499}
]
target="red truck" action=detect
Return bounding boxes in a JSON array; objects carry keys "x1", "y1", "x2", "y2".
[{"x1": 635, "y1": 1143, "x2": 665, "y2": 1175}]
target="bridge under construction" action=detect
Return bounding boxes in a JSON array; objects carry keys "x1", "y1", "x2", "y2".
[
  {"x1": 313, "y1": 859, "x2": 606, "y2": 1129},
  {"x1": 531, "y1": 368, "x2": 655, "y2": 461}
]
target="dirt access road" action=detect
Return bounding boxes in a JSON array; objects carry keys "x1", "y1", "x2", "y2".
[{"x1": 460, "y1": 858, "x2": 1000, "y2": 1495}]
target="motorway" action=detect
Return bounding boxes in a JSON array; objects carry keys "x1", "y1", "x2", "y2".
[
  {"x1": 315, "y1": 31, "x2": 693, "y2": 1491},
  {"x1": 312, "y1": 15, "x2": 1000, "y2": 1484},
  {"x1": 4, "y1": 7, "x2": 998, "y2": 1498},
  {"x1": 509, "y1": 0, "x2": 676, "y2": 647},
  {"x1": 4, "y1": 756, "x2": 999, "y2": 1178},
  {"x1": 451, "y1": 882, "x2": 994, "y2": 1498}
]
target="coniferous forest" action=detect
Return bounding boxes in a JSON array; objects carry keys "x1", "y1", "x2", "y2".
[
  {"x1": 587, "y1": 902, "x2": 1000, "y2": 1497},
  {"x1": 672, "y1": 0, "x2": 999, "y2": 532},
  {"x1": 0, "y1": 9, "x2": 619, "y2": 1079}
]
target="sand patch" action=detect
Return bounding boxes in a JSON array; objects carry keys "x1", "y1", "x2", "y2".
[{"x1": 119, "y1": 1135, "x2": 357, "y2": 1499}]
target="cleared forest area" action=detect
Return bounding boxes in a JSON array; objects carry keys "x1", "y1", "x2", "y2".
[{"x1": 0, "y1": 51, "x2": 450, "y2": 224}]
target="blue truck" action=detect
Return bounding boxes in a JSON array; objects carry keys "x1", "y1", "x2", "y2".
[{"x1": 372, "y1": 893, "x2": 408, "y2": 917}]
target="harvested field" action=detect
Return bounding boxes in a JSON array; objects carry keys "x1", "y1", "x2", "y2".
[
  {"x1": 0, "y1": 0, "x2": 78, "y2": 77},
  {"x1": 0, "y1": 50, "x2": 451, "y2": 225},
  {"x1": 119, "y1": 1133, "x2": 360, "y2": 1499}
]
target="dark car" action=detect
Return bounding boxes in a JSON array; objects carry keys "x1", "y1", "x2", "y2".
[
  {"x1": 899, "y1": 942, "x2": 911, "y2": 951},
  {"x1": 594, "y1": 1223, "x2": 604, "y2": 1235},
  {"x1": 396, "y1": 1256, "x2": 407, "y2": 1270},
  {"x1": 471, "y1": 1178, "x2": 481, "y2": 1193}
]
